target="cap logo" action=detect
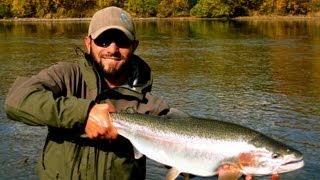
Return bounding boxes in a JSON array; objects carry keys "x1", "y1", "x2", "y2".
[{"x1": 120, "y1": 12, "x2": 131, "y2": 27}]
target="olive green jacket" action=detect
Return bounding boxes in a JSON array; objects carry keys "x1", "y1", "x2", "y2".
[{"x1": 5, "y1": 53, "x2": 169, "y2": 180}]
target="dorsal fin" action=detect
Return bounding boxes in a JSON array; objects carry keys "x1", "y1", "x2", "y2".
[
  {"x1": 165, "y1": 108, "x2": 190, "y2": 119},
  {"x1": 125, "y1": 107, "x2": 137, "y2": 114}
]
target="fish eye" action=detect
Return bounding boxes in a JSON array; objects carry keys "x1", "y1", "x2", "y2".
[{"x1": 272, "y1": 153, "x2": 280, "y2": 159}]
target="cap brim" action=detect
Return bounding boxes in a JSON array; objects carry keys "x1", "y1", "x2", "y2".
[{"x1": 90, "y1": 26, "x2": 135, "y2": 41}]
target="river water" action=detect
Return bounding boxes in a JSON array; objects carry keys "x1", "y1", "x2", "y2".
[{"x1": 0, "y1": 19, "x2": 319, "y2": 179}]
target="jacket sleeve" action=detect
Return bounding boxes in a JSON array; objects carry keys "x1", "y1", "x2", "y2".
[{"x1": 4, "y1": 62, "x2": 93, "y2": 129}]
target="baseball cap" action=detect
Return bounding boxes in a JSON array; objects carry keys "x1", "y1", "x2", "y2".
[{"x1": 88, "y1": 6, "x2": 135, "y2": 41}]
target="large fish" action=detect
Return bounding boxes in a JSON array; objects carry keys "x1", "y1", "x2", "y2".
[
  {"x1": 110, "y1": 110, "x2": 304, "y2": 180},
  {"x1": 107, "y1": 110, "x2": 304, "y2": 180}
]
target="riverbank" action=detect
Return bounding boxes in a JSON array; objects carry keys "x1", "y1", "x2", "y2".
[
  {"x1": 235, "y1": 13, "x2": 320, "y2": 21},
  {"x1": 1, "y1": 13, "x2": 320, "y2": 22},
  {"x1": 0, "y1": 17, "x2": 92, "y2": 22}
]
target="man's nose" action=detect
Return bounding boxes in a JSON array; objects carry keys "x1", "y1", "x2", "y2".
[{"x1": 106, "y1": 42, "x2": 119, "y2": 53}]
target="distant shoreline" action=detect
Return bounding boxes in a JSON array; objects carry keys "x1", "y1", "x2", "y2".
[
  {"x1": 234, "y1": 14, "x2": 320, "y2": 21},
  {"x1": 0, "y1": 17, "x2": 92, "y2": 22},
  {"x1": 1, "y1": 15, "x2": 320, "y2": 22}
]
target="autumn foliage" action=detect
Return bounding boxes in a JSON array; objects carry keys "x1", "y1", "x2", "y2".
[{"x1": 0, "y1": 0, "x2": 319, "y2": 18}]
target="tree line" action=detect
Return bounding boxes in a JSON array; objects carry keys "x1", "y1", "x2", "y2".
[{"x1": 0, "y1": 0, "x2": 319, "y2": 18}]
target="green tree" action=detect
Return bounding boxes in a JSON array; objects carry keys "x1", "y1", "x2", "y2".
[
  {"x1": 11, "y1": 0, "x2": 35, "y2": 17},
  {"x1": 50, "y1": 0, "x2": 94, "y2": 17},
  {"x1": 0, "y1": 0, "x2": 12, "y2": 18},
  {"x1": 158, "y1": 0, "x2": 193, "y2": 17},
  {"x1": 96, "y1": 0, "x2": 125, "y2": 8},
  {"x1": 310, "y1": 0, "x2": 320, "y2": 13},
  {"x1": 190, "y1": 0, "x2": 253, "y2": 17},
  {"x1": 286, "y1": 0, "x2": 310, "y2": 15},
  {"x1": 34, "y1": 0, "x2": 57, "y2": 18},
  {"x1": 258, "y1": 0, "x2": 312, "y2": 15},
  {"x1": 173, "y1": 0, "x2": 190, "y2": 16},
  {"x1": 190, "y1": 0, "x2": 230, "y2": 17},
  {"x1": 157, "y1": 0, "x2": 174, "y2": 17},
  {"x1": 126, "y1": 0, "x2": 159, "y2": 17}
]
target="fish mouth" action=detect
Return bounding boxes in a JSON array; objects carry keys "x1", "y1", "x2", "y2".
[{"x1": 278, "y1": 158, "x2": 304, "y2": 173}]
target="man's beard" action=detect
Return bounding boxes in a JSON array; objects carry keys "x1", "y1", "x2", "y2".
[{"x1": 99, "y1": 59, "x2": 130, "y2": 80}]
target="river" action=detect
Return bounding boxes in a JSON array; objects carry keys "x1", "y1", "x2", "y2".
[{"x1": 0, "y1": 18, "x2": 319, "y2": 179}]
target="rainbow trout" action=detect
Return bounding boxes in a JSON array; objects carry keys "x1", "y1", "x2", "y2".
[{"x1": 110, "y1": 111, "x2": 304, "y2": 180}]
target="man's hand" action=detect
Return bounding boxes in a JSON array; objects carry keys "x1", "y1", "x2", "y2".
[{"x1": 85, "y1": 104, "x2": 118, "y2": 140}]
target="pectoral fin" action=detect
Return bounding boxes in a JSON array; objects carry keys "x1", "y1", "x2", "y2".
[
  {"x1": 217, "y1": 163, "x2": 242, "y2": 180},
  {"x1": 271, "y1": 173, "x2": 279, "y2": 180},
  {"x1": 166, "y1": 167, "x2": 181, "y2": 180},
  {"x1": 133, "y1": 147, "x2": 144, "y2": 159}
]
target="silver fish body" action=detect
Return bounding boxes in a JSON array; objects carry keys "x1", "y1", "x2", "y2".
[{"x1": 111, "y1": 113, "x2": 304, "y2": 178}]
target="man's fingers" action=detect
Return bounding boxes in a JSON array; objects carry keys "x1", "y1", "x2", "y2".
[
  {"x1": 85, "y1": 120, "x2": 99, "y2": 138},
  {"x1": 85, "y1": 103, "x2": 118, "y2": 140},
  {"x1": 107, "y1": 104, "x2": 116, "y2": 113}
]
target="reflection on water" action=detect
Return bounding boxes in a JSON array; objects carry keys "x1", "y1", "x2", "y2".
[{"x1": 0, "y1": 19, "x2": 319, "y2": 179}]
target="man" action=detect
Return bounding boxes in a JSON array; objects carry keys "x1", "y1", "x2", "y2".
[{"x1": 5, "y1": 6, "x2": 169, "y2": 179}]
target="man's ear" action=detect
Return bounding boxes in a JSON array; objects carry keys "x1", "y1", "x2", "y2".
[
  {"x1": 132, "y1": 40, "x2": 139, "y2": 53},
  {"x1": 84, "y1": 36, "x2": 91, "y2": 53}
]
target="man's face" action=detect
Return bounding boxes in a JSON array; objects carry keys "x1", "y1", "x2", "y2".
[{"x1": 85, "y1": 29, "x2": 138, "y2": 79}]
